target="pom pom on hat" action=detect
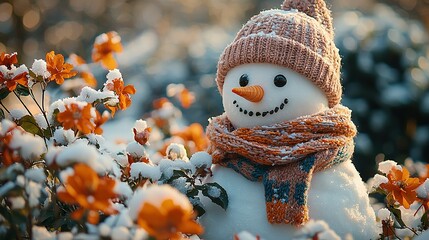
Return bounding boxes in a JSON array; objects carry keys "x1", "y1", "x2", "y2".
[{"x1": 216, "y1": 0, "x2": 342, "y2": 107}]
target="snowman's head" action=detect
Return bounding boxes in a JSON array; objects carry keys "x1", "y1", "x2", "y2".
[
  {"x1": 215, "y1": 0, "x2": 342, "y2": 128},
  {"x1": 223, "y1": 63, "x2": 328, "y2": 128}
]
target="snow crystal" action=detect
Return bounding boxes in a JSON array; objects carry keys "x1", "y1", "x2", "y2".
[
  {"x1": 158, "y1": 158, "x2": 194, "y2": 179},
  {"x1": 9, "y1": 129, "x2": 46, "y2": 160},
  {"x1": 190, "y1": 151, "x2": 212, "y2": 168},
  {"x1": 9, "y1": 196, "x2": 25, "y2": 209},
  {"x1": 378, "y1": 160, "x2": 401, "y2": 174},
  {"x1": 234, "y1": 231, "x2": 262, "y2": 240},
  {"x1": 76, "y1": 86, "x2": 117, "y2": 104},
  {"x1": 130, "y1": 162, "x2": 161, "y2": 181},
  {"x1": 133, "y1": 119, "x2": 148, "y2": 132},
  {"x1": 9, "y1": 109, "x2": 26, "y2": 120},
  {"x1": 111, "y1": 226, "x2": 130, "y2": 240},
  {"x1": 114, "y1": 181, "x2": 133, "y2": 199},
  {"x1": 166, "y1": 143, "x2": 188, "y2": 161},
  {"x1": 207, "y1": 186, "x2": 221, "y2": 198},
  {"x1": 377, "y1": 208, "x2": 391, "y2": 220},
  {"x1": 26, "y1": 181, "x2": 42, "y2": 207},
  {"x1": 126, "y1": 141, "x2": 147, "y2": 157},
  {"x1": 25, "y1": 168, "x2": 46, "y2": 183},
  {"x1": 417, "y1": 179, "x2": 429, "y2": 199},
  {"x1": 53, "y1": 127, "x2": 76, "y2": 145},
  {"x1": 128, "y1": 185, "x2": 191, "y2": 221},
  {"x1": 31, "y1": 59, "x2": 51, "y2": 79},
  {"x1": 34, "y1": 113, "x2": 48, "y2": 129},
  {"x1": 32, "y1": 226, "x2": 55, "y2": 240}
]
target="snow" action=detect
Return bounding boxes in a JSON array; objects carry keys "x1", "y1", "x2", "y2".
[
  {"x1": 234, "y1": 231, "x2": 263, "y2": 240},
  {"x1": 25, "y1": 168, "x2": 46, "y2": 183},
  {"x1": 190, "y1": 151, "x2": 212, "y2": 168},
  {"x1": 128, "y1": 185, "x2": 191, "y2": 221},
  {"x1": 158, "y1": 158, "x2": 194, "y2": 179},
  {"x1": 53, "y1": 127, "x2": 76, "y2": 145},
  {"x1": 26, "y1": 180, "x2": 42, "y2": 207},
  {"x1": 111, "y1": 226, "x2": 130, "y2": 240},
  {"x1": 76, "y1": 86, "x2": 117, "y2": 104},
  {"x1": 130, "y1": 162, "x2": 161, "y2": 181},
  {"x1": 293, "y1": 220, "x2": 340, "y2": 240},
  {"x1": 9, "y1": 109, "x2": 26, "y2": 120},
  {"x1": 34, "y1": 113, "x2": 48, "y2": 129},
  {"x1": 132, "y1": 228, "x2": 149, "y2": 240},
  {"x1": 0, "y1": 182, "x2": 15, "y2": 197},
  {"x1": 31, "y1": 59, "x2": 51, "y2": 79},
  {"x1": 126, "y1": 141, "x2": 146, "y2": 157},
  {"x1": 377, "y1": 208, "x2": 390, "y2": 220},
  {"x1": 114, "y1": 181, "x2": 133, "y2": 199},
  {"x1": 98, "y1": 223, "x2": 111, "y2": 237},
  {"x1": 9, "y1": 128, "x2": 46, "y2": 160},
  {"x1": 32, "y1": 226, "x2": 55, "y2": 240},
  {"x1": 378, "y1": 160, "x2": 401, "y2": 174},
  {"x1": 417, "y1": 179, "x2": 429, "y2": 199},
  {"x1": 0, "y1": 119, "x2": 16, "y2": 135},
  {"x1": 133, "y1": 119, "x2": 148, "y2": 132},
  {"x1": 57, "y1": 232, "x2": 73, "y2": 240},
  {"x1": 106, "y1": 69, "x2": 123, "y2": 83},
  {"x1": 207, "y1": 185, "x2": 221, "y2": 198},
  {"x1": 166, "y1": 143, "x2": 188, "y2": 161},
  {"x1": 371, "y1": 174, "x2": 388, "y2": 189},
  {"x1": 9, "y1": 196, "x2": 25, "y2": 209}
]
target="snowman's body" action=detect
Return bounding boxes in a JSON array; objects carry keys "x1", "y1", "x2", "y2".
[{"x1": 201, "y1": 63, "x2": 379, "y2": 239}]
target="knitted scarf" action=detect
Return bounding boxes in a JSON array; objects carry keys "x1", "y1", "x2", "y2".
[{"x1": 206, "y1": 105, "x2": 357, "y2": 226}]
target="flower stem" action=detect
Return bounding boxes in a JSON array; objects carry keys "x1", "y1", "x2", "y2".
[
  {"x1": 29, "y1": 84, "x2": 53, "y2": 137},
  {"x1": 0, "y1": 101, "x2": 11, "y2": 114}
]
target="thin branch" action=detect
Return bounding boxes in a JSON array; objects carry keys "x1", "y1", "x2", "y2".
[
  {"x1": 0, "y1": 101, "x2": 11, "y2": 114},
  {"x1": 12, "y1": 91, "x2": 34, "y2": 118}
]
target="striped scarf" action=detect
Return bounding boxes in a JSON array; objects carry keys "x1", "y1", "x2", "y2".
[{"x1": 206, "y1": 105, "x2": 357, "y2": 225}]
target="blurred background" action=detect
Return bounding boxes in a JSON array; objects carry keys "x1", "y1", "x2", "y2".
[{"x1": 1, "y1": 0, "x2": 429, "y2": 179}]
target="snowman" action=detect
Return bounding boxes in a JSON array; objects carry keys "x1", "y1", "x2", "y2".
[{"x1": 201, "y1": 0, "x2": 380, "y2": 239}]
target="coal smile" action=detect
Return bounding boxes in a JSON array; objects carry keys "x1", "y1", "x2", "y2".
[{"x1": 233, "y1": 98, "x2": 289, "y2": 117}]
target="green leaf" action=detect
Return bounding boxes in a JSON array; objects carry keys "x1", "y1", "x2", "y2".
[
  {"x1": 190, "y1": 197, "x2": 206, "y2": 217},
  {"x1": 0, "y1": 88, "x2": 10, "y2": 100},
  {"x1": 387, "y1": 206, "x2": 407, "y2": 228},
  {"x1": 201, "y1": 182, "x2": 228, "y2": 210},
  {"x1": 15, "y1": 85, "x2": 30, "y2": 96},
  {"x1": 421, "y1": 209, "x2": 429, "y2": 229},
  {"x1": 18, "y1": 115, "x2": 41, "y2": 136}
]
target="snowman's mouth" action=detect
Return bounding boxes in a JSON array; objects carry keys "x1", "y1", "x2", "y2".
[{"x1": 233, "y1": 98, "x2": 289, "y2": 117}]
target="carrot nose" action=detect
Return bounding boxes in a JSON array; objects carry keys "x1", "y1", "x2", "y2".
[{"x1": 232, "y1": 85, "x2": 264, "y2": 103}]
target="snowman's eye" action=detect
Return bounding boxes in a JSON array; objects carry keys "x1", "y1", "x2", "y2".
[
  {"x1": 274, "y1": 74, "x2": 287, "y2": 87},
  {"x1": 239, "y1": 74, "x2": 249, "y2": 87}
]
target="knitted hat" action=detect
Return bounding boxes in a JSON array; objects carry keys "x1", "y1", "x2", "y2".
[{"x1": 216, "y1": 0, "x2": 342, "y2": 107}]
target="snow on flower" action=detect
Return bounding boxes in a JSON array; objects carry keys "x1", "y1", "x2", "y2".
[
  {"x1": 369, "y1": 174, "x2": 389, "y2": 189},
  {"x1": 0, "y1": 52, "x2": 18, "y2": 68},
  {"x1": 26, "y1": 180, "x2": 42, "y2": 207},
  {"x1": 292, "y1": 220, "x2": 341, "y2": 240},
  {"x1": 25, "y1": 167, "x2": 46, "y2": 183},
  {"x1": 377, "y1": 208, "x2": 391, "y2": 220},
  {"x1": 31, "y1": 59, "x2": 51, "y2": 79},
  {"x1": 130, "y1": 162, "x2": 161, "y2": 181},
  {"x1": 158, "y1": 158, "x2": 194, "y2": 179},
  {"x1": 57, "y1": 163, "x2": 118, "y2": 224},
  {"x1": 52, "y1": 127, "x2": 76, "y2": 145},
  {"x1": 126, "y1": 141, "x2": 147, "y2": 158},
  {"x1": 128, "y1": 185, "x2": 203, "y2": 239},
  {"x1": 0, "y1": 64, "x2": 29, "y2": 91},
  {"x1": 190, "y1": 151, "x2": 212, "y2": 169},
  {"x1": 378, "y1": 160, "x2": 402, "y2": 174},
  {"x1": 166, "y1": 143, "x2": 188, "y2": 161},
  {"x1": 103, "y1": 69, "x2": 136, "y2": 116},
  {"x1": 133, "y1": 119, "x2": 151, "y2": 145},
  {"x1": 92, "y1": 31, "x2": 123, "y2": 70},
  {"x1": 76, "y1": 86, "x2": 117, "y2": 104},
  {"x1": 45, "y1": 51, "x2": 77, "y2": 84}
]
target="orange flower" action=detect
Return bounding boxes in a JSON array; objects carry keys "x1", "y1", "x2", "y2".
[
  {"x1": 0, "y1": 71, "x2": 28, "y2": 91},
  {"x1": 1, "y1": 128, "x2": 21, "y2": 166},
  {"x1": 69, "y1": 54, "x2": 97, "y2": 87},
  {"x1": 46, "y1": 51, "x2": 77, "y2": 84},
  {"x1": 92, "y1": 31, "x2": 123, "y2": 70},
  {"x1": 93, "y1": 110, "x2": 109, "y2": 135},
  {"x1": 0, "y1": 52, "x2": 18, "y2": 69},
  {"x1": 105, "y1": 78, "x2": 136, "y2": 116},
  {"x1": 177, "y1": 88, "x2": 195, "y2": 109},
  {"x1": 173, "y1": 123, "x2": 209, "y2": 153},
  {"x1": 57, "y1": 163, "x2": 118, "y2": 224},
  {"x1": 133, "y1": 127, "x2": 151, "y2": 145},
  {"x1": 137, "y1": 199, "x2": 203, "y2": 240},
  {"x1": 57, "y1": 103, "x2": 96, "y2": 134},
  {"x1": 380, "y1": 167, "x2": 421, "y2": 208}
]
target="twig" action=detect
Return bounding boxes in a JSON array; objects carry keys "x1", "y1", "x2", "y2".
[
  {"x1": 0, "y1": 101, "x2": 11, "y2": 114},
  {"x1": 12, "y1": 91, "x2": 34, "y2": 118},
  {"x1": 29, "y1": 85, "x2": 53, "y2": 137}
]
